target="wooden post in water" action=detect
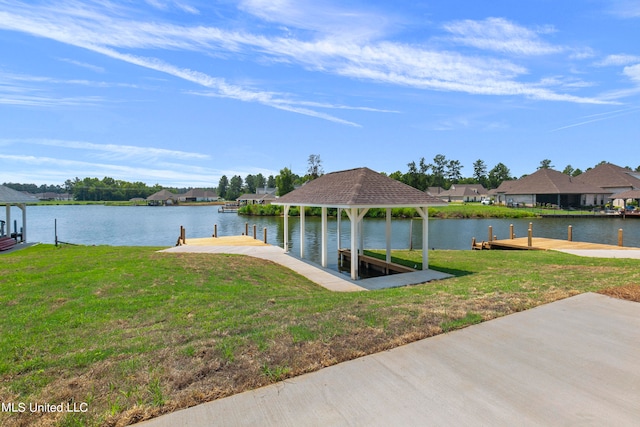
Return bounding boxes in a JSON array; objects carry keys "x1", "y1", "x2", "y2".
[
  {"x1": 180, "y1": 225, "x2": 185, "y2": 244},
  {"x1": 471, "y1": 237, "x2": 476, "y2": 249},
  {"x1": 214, "y1": 224, "x2": 218, "y2": 238},
  {"x1": 527, "y1": 226, "x2": 532, "y2": 247},
  {"x1": 568, "y1": 225, "x2": 573, "y2": 241},
  {"x1": 245, "y1": 222, "x2": 248, "y2": 236},
  {"x1": 488, "y1": 226, "x2": 493, "y2": 242},
  {"x1": 618, "y1": 229, "x2": 624, "y2": 247},
  {"x1": 253, "y1": 224, "x2": 257, "y2": 239},
  {"x1": 263, "y1": 227, "x2": 267, "y2": 244},
  {"x1": 510, "y1": 224, "x2": 514, "y2": 239}
]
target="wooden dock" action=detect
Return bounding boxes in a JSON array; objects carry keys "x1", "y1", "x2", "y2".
[
  {"x1": 181, "y1": 235, "x2": 269, "y2": 246},
  {"x1": 473, "y1": 237, "x2": 638, "y2": 251}
]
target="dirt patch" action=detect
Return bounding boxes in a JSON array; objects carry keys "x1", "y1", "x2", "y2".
[{"x1": 598, "y1": 284, "x2": 640, "y2": 302}]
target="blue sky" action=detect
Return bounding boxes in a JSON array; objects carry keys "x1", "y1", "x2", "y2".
[{"x1": 1, "y1": 0, "x2": 639, "y2": 188}]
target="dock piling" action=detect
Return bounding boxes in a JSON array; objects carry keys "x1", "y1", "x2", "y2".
[
  {"x1": 488, "y1": 226, "x2": 493, "y2": 242},
  {"x1": 253, "y1": 224, "x2": 257, "y2": 239},
  {"x1": 245, "y1": 222, "x2": 249, "y2": 236},
  {"x1": 618, "y1": 229, "x2": 624, "y2": 247},
  {"x1": 263, "y1": 227, "x2": 267, "y2": 244},
  {"x1": 568, "y1": 225, "x2": 573, "y2": 242},
  {"x1": 214, "y1": 224, "x2": 218, "y2": 238},
  {"x1": 510, "y1": 224, "x2": 514, "y2": 239},
  {"x1": 527, "y1": 226, "x2": 532, "y2": 247}
]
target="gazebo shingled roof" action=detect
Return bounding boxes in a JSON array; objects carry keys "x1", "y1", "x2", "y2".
[
  {"x1": 275, "y1": 167, "x2": 446, "y2": 207},
  {"x1": 273, "y1": 167, "x2": 446, "y2": 281},
  {"x1": 1, "y1": 185, "x2": 39, "y2": 243}
]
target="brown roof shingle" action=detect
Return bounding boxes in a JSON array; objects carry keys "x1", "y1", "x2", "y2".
[
  {"x1": 576, "y1": 163, "x2": 640, "y2": 190},
  {"x1": 273, "y1": 167, "x2": 446, "y2": 207},
  {"x1": 496, "y1": 168, "x2": 602, "y2": 195}
]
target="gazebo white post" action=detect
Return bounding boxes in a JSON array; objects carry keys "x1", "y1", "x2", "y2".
[
  {"x1": 385, "y1": 208, "x2": 392, "y2": 264},
  {"x1": 5, "y1": 205, "x2": 11, "y2": 237},
  {"x1": 299, "y1": 205, "x2": 305, "y2": 258},
  {"x1": 358, "y1": 213, "x2": 364, "y2": 256},
  {"x1": 347, "y1": 207, "x2": 358, "y2": 280},
  {"x1": 283, "y1": 205, "x2": 290, "y2": 252},
  {"x1": 20, "y1": 204, "x2": 26, "y2": 242},
  {"x1": 415, "y1": 206, "x2": 429, "y2": 270},
  {"x1": 321, "y1": 206, "x2": 328, "y2": 267},
  {"x1": 337, "y1": 208, "x2": 342, "y2": 250}
]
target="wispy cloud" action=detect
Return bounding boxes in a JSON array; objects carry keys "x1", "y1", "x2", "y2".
[
  {"x1": 550, "y1": 107, "x2": 640, "y2": 132},
  {"x1": 595, "y1": 54, "x2": 640, "y2": 67},
  {"x1": 608, "y1": 0, "x2": 640, "y2": 18},
  {"x1": 443, "y1": 17, "x2": 563, "y2": 56},
  {"x1": 57, "y1": 57, "x2": 105, "y2": 73},
  {"x1": 0, "y1": 153, "x2": 274, "y2": 186},
  {"x1": 145, "y1": 0, "x2": 199, "y2": 15},
  {"x1": 1, "y1": 138, "x2": 210, "y2": 161},
  {"x1": 0, "y1": 0, "x2": 616, "y2": 126}
]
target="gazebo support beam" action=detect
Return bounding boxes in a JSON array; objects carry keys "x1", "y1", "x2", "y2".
[
  {"x1": 283, "y1": 205, "x2": 290, "y2": 252},
  {"x1": 321, "y1": 206, "x2": 328, "y2": 267},
  {"x1": 385, "y1": 208, "x2": 391, "y2": 264},
  {"x1": 415, "y1": 207, "x2": 429, "y2": 270},
  {"x1": 299, "y1": 205, "x2": 305, "y2": 258},
  {"x1": 345, "y1": 208, "x2": 369, "y2": 280},
  {"x1": 5, "y1": 205, "x2": 10, "y2": 237}
]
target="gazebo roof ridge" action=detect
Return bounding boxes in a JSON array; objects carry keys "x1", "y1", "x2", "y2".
[{"x1": 274, "y1": 166, "x2": 446, "y2": 208}]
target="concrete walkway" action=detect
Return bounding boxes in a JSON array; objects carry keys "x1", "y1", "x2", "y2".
[
  {"x1": 558, "y1": 249, "x2": 640, "y2": 259},
  {"x1": 137, "y1": 293, "x2": 640, "y2": 426},
  {"x1": 160, "y1": 244, "x2": 452, "y2": 292}
]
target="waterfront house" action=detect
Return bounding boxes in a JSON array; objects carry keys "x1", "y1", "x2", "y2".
[
  {"x1": 494, "y1": 168, "x2": 603, "y2": 208},
  {"x1": 237, "y1": 192, "x2": 277, "y2": 205},
  {"x1": 437, "y1": 184, "x2": 488, "y2": 203},
  {"x1": 180, "y1": 189, "x2": 219, "y2": 202},
  {"x1": 146, "y1": 190, "x2": 179, "y2": 206},
  {"x1": 575, "y1": 163, "x2": 640, "y2": 207}
]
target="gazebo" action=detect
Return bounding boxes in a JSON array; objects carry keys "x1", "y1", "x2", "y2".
[
  {"x1": 0, "y1": 185, "x2": 39, "y2": 243},
  {"x1": 609, "y1": 189, "x2": 640, "y2": 208},
  {"x1": 272, "y1": 167, "x2": 447, "y2": 280}
]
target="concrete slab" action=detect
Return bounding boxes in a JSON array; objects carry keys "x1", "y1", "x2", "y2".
[
  {"x1": 558, "y1": 249, "x2": 640, "y2": 259},
  {"x1": 160, "y1": 245, "x2": 452, "y2": 292},
  {"x1": 160, "y1": 245, "x2": 367, "y2": 292},
  {"x1": 136, "y1": 293, "x2": 640, "y2": 427}
]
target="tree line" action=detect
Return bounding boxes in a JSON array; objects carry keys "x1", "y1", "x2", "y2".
[{"x1": 7, "y1": 156, "x2": 638, "y2": 202}]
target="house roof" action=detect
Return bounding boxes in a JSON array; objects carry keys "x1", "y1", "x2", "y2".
[
  {"x1": 183, "y1": 188, "x2": 218, "y2": 198},
  {"x1": 495, "y1": 168, "x2": 603, "y2": 195},
  {"x1": 576, "y1": 163, "x2": 640, "y2": 190},
  {"x1": 609, "y1": 189, "x2": 640, "y2": 200},
  {"x1": 273, "y1": 167, "x2": 447, "y2": 208},
  {"x1": 0, "y1": 185, "x2": 39, "y2": 203},
  {"x1": 237, "y1": 193, "x2": 276, "y2": 201},
  {"x1": 147, "y1": 189, "x2": 179, "y2": 201},
  {"x1": 439, "y1": 184, "x2": 488, "y2": 198}
]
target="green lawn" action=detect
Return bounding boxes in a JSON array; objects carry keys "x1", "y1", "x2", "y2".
[{"x1": 1, "y1": 245, "x2": 638, "y2": 426}]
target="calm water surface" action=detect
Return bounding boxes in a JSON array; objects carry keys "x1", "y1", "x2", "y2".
[{"x1": 10, "y1": 205, "x2": 640, "y2": 267}]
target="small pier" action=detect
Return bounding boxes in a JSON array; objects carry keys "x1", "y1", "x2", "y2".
[
  {"x1": 338, "y1": 249, "x2": 416, "y2": 275},
  {"x1": 218, "y1": 203, "x2": 240, "y2": 213},
  {"x1": 176, "y1": 223, "x2": 268, "y2": 246},
  {"x1": 472, "y1": 223, "x2": 638, "y2": 251}
]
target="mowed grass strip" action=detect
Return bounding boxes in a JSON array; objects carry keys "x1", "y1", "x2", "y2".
[{"x1": 1, "y1": 245, "x2": 639, "y2": 426}]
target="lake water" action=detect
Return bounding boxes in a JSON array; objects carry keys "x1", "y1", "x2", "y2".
[{"x1": 7, "y1": 205, "x2": 640, "y2": 267}]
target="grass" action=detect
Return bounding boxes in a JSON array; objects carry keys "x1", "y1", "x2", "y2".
[{"x1": 1, "y1": 245, "x2": 639, "y2": 426}]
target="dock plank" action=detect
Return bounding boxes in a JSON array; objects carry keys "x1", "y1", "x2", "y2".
[{"x1": 485, "y1": 237, "x2": 637, "y2": 251}]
